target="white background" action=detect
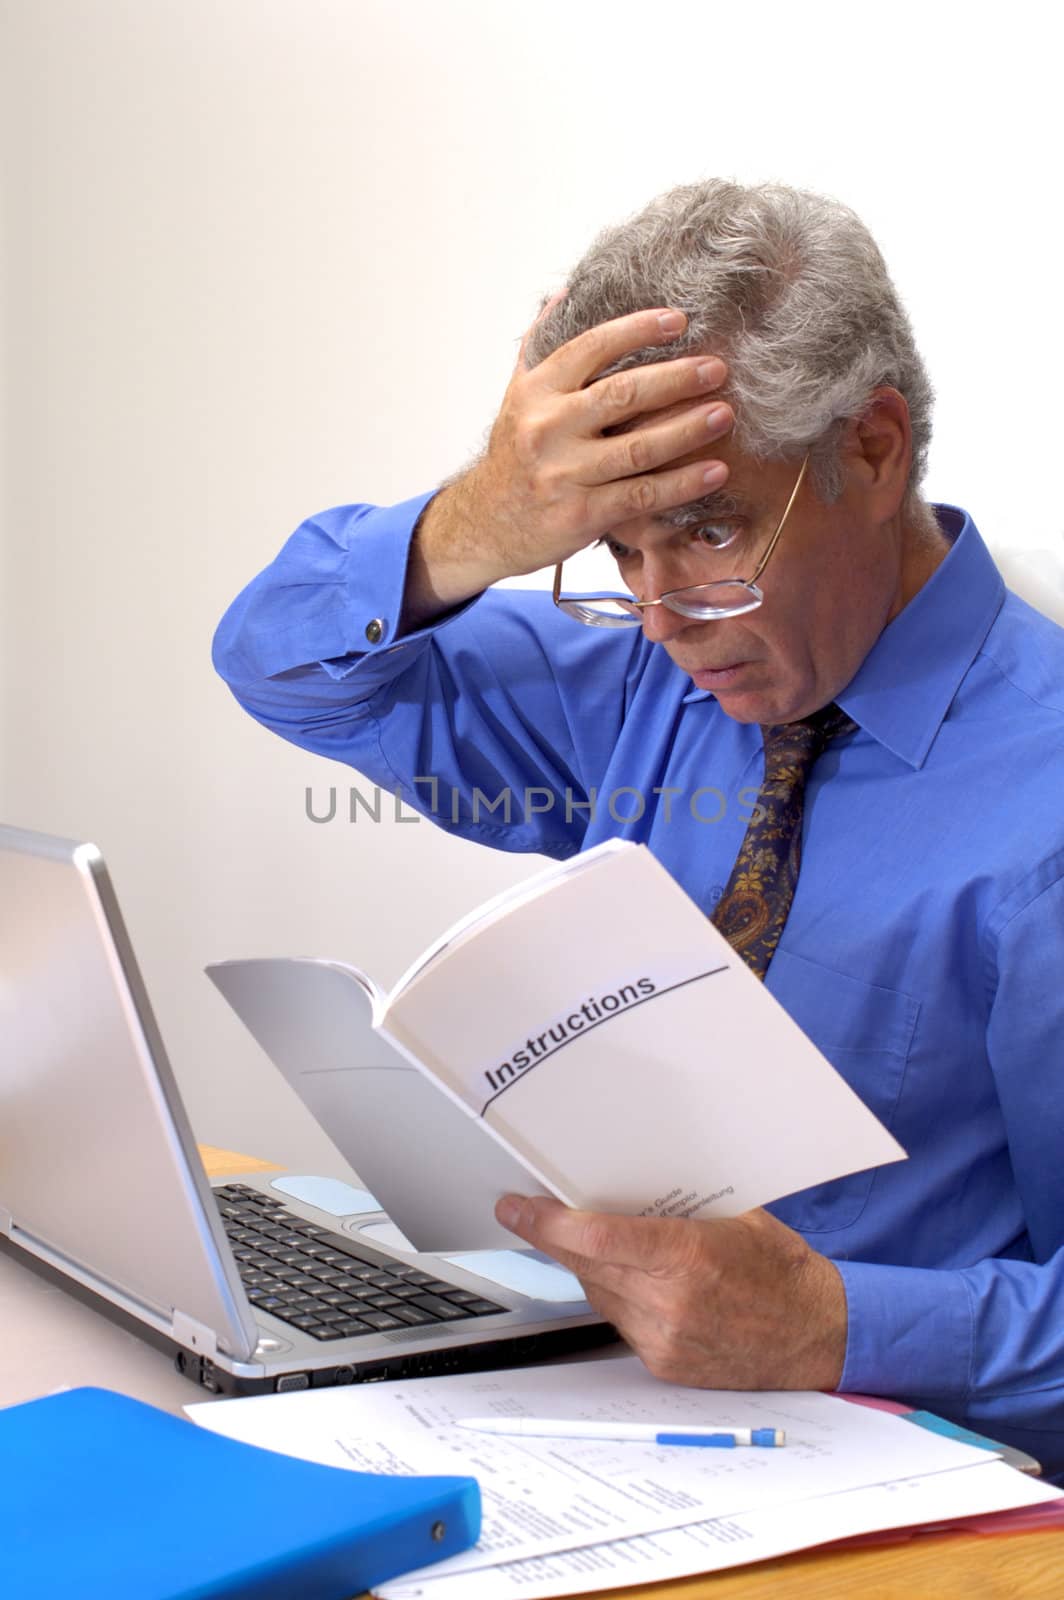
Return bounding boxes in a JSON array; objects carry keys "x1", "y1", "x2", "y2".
[{"x1": 2, "y1": 0, "x2": 1061, "y2": 1172}]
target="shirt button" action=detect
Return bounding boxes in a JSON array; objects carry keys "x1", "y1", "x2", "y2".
[
  {"x1": 709, "y1": 884, "x2": 725, "y2": 904},
  {"x1": 364, "y1": 618, "x2": 385, "y2": 644}
]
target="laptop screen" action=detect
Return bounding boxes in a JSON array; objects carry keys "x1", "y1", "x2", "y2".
[{"x1": 0, "y1": 827, "x2": 256, "y2": 1359}]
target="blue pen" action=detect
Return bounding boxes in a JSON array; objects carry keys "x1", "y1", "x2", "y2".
[{"x1": 455, "y1": 1418, "x2": 785, "y2": 1447}]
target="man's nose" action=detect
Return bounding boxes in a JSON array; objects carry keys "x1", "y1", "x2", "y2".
[{"x1": 639, "y1": 594, "x2": 693, "y2": 645}]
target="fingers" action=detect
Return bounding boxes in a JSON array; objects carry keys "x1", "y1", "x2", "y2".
[
  {"x1": 586, "y1": 398, "x2": 733, "y2": 489},
  {"x1": 581, "y1": 354, "x2": 728, "y2": 436},
  {"x1": 495, "y1": 1194, "x2": 687, "y2": 1275},
  {"x1": 592, "y1": 454, "x2": 731, "y2": 530},
  {"x1": 541, "y1": 308, "x2": 693, "y2": 393}
]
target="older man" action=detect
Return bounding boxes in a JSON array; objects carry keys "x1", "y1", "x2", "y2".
[{"x1": 214, "y1": 181, "x2": 1064, "y2": 1476}]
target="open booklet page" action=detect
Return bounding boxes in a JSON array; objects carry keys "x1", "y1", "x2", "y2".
[
  {"x1": 387, "y1": 840, "x2": 631, "y2": 998},
  {"x1": 378, "y1": 842, "x2": 905, "y2": 1217}
]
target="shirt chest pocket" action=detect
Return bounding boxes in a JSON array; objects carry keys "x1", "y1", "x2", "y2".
[{"x1": 764, "y1": 949, "x2": 919, "y2": 1235}]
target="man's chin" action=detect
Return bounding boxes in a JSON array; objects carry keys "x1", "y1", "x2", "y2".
[{"x1": 704, "y1": 680, "x2": 797, "y2": 726}]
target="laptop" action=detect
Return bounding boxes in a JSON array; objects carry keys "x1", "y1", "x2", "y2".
[{"x1": 0, "y1": 825, "x2": 608, "y2": 1397}]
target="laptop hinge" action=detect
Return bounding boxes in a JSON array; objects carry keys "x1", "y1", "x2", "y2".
[
  {"x1": 171, "y1": 1309, "x2": 219, "y2": 1360},
  {"x1": 0, "y1": 1207, "x2": 11, "y2": 1238}
]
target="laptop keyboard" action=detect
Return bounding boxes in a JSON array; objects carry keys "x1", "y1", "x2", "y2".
[{"x1": 214, "y1": 1184, "x2": 504, "y2": 1341}]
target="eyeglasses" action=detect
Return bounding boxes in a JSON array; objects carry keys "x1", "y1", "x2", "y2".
[{"x1": 552, "y1": 453, "x2": 810, "y2": 628}]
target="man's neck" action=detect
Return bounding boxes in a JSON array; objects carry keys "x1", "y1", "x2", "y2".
[{"x1": 891, "y1": 501, "x2": 953, "y2": 620}]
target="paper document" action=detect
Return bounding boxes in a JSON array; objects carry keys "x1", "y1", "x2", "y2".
[
  {"x1": 187, "y1": 1354, "x2": 1002, "y2": 1581},
  {"x1": 375, "y1": 1458, "x2": 1063, "y2": 1599}
]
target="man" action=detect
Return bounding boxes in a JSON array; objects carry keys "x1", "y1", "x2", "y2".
[{"x1": 214, "y1": 180, "x2": 1064, "y2": 1475}]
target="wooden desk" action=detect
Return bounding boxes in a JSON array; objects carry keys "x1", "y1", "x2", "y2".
[{"x1": 196, "y1": 1148, "x2": 1063, "y2": 1599}]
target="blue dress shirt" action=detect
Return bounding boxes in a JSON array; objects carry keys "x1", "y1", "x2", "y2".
[{"x1": 214, "y1": 494, "x2": 1064, "y2": 1477}]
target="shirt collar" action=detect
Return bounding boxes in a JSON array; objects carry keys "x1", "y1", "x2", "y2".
[
  {"x1": 682, "y1": 509, "x2": 1006, "y2": 769},
  {"x1": 835, "y1": 508, "x2": 1005, "y2": 768}
]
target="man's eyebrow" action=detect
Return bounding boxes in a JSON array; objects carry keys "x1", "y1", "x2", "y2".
[{"x1": 653, "y1": 489, "x2": 748, "y2": 530}]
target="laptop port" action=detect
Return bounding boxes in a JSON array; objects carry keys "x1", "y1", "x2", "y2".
[{"x1": 275, "y1": 1372, "x2": 310, "y2": 1393}]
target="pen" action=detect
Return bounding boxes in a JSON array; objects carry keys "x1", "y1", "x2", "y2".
[{"x1": 455, "y1": 1418, "x2": 785, "y2": 1448}]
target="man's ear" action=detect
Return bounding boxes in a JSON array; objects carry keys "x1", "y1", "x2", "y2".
[{"x1": 839, "y1": 387, "x2": 912, "y2": 518}]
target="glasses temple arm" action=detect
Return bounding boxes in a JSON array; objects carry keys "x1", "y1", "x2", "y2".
[{"x1": 747, "y1": 453, "x2": 810, "y2": 585}]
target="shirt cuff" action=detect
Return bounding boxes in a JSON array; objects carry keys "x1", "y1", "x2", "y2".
[
  {"x1": 836, "y1": 1258, "x2": 975, "y2": 1401},
  {"x1": 341, "y1": 490, "x2": 435, "y2": 655},
  {"x1": 320, "y1": 491, "x2": 479, "y2": 684}
]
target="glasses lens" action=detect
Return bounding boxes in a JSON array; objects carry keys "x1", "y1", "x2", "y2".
[
  {"x1": 556, "y1": 595, "x2": 643, "y2": 628},
  {"x1": 665, "y1": 582, "x2": 763, "y2": 620}
]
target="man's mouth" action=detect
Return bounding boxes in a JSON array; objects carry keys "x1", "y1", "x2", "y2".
[{"x1": 689, "y1": 663, "x2": 748, "y2": 689}]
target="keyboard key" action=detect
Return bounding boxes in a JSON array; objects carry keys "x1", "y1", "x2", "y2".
[
  {"x1": 387, "y1": 1304, "x2": 438, "y2": 1327},
  {"x1": 333, "y1": 1318, "x2": 372, "y2": 1336},
  {"x1": 409, "y1": 1295, "x2": 471, "y2": 1320},
  {"x1": 360, "y1": 1311, "x2": 404, "y2": 1331},
  {"x1": 464, "y1": 1298, "x2": 505, "y2": 1315}
]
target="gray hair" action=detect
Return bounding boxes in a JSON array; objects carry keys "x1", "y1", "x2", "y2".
[{"x1": 524, "y1": 180, "x2": 933, "y2": 505}]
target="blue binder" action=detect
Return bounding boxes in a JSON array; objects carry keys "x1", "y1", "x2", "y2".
[{"x1": 4, "y1": 1386, "x2": 480, "y2": 1599}]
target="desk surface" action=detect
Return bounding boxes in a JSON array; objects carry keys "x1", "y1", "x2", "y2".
[{"x1": 3, "y1": 1145, "x2": 1059, "y2": 1598}]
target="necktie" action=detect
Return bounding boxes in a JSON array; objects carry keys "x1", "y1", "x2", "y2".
[{"x1": 711, "y1": 704, "x2": 856, "y2": 980}]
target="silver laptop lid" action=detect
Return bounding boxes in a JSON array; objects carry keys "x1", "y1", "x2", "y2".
[{"x1": 0, "y1": 826, "x2": 258, "y2": 1361}]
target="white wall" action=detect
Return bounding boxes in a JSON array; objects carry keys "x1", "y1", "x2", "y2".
[{"x1": 3, "y1": 0, "x2": 1062, "y2": 1173}]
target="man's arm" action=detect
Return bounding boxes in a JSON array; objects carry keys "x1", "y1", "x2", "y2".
[
  {"x1": 836, "y1": 864, "x2": 1064, "y2": 1459},
  {"x1": 213, "y1": 308, "x2": 733, "y2": 847}
]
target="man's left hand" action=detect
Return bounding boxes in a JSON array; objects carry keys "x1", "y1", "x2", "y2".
[{"x1": 495, "y1": 1196, "x2": 847, "y2": 1390}]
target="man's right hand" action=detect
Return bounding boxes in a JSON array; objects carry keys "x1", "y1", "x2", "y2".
[{"x1": 404, "y1": 308, "x2": 733, "y2": 628}]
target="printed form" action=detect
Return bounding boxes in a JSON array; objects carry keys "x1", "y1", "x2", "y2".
[
  {"x1": 187, "y1": 1355, "x2": 1048, "y2": 1583},
  {"x1": 376, "y1": 1458, "x2": 1062, "y2": 1598}
]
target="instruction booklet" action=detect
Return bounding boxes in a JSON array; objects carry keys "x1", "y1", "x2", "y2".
[{"x1": 210, "y1": 841, "x2": 904, "y2": 1249}]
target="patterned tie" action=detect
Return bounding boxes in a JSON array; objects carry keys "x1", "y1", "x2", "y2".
[{"x1": 711, "y1": 704, "x2": 856, "y2": 980}]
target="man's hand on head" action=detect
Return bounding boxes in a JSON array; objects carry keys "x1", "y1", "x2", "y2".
[
  {"x1": 403, "y1": 309, "x2": 734, "y2": 628},
  {"x1": 495, "y1": 1195, "x2": 847, "y2": 1392}
]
